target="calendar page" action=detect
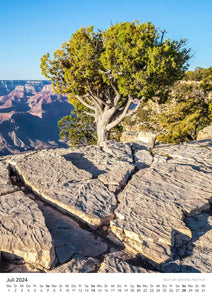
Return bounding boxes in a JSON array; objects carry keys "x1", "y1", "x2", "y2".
[{"x1": 1, "y1": 1, "x2": 212, "y2": 299}]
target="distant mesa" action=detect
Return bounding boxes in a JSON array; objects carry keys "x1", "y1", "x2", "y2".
[{"x1": 0, "y1": 80, "x2": 73, "y2": 156}]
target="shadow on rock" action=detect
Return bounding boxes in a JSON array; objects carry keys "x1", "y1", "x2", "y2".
[
  {"x1": 62, "y1": 152, "x2": 107, "y2": 178},
  {"x1": 164, "y1": 209, "x2": 212, "y2": 273}
]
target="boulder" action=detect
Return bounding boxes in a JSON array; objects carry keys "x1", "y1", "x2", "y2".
[
  {"x1": 121, "y1": 129, "x2": 157, "y2": 147},
  {"x1": 132, "y1": 143, "x2": 153, "y2": 169},
  {"x1": 197, "y1": 124, "x2": 212, "y2": 140}
]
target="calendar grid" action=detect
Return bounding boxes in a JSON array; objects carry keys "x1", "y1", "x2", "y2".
[{"x1": 0, "y1": 273, "x2": 211, "y2": 298}]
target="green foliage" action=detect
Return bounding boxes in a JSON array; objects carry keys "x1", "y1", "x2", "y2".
[
  {"x1": 40, "y1": 26, "x2": 103, "y2": 98},
  {"x1": 184, "y1": 67, "x2": 212, "y2": 90},
  {"x1": 101, "y1": 22, "x2": 190, "y2": 100},
  {"x1": 130, "y1": 74, "x2": 212, "y2": 144},
  {"x1": 58, "y1": 105, "x2": 97, "y2": 147},
  {"x1": 41, "y1": 21, "x2": 190, "y2": 145},
  {"x1": 158, "y1": 96, "x2": 211, "y2": 143},
  {"x1": 41, "y1": 21, "x2": 190, "y2": 99}
]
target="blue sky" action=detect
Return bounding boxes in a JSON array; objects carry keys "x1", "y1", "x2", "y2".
[{"x1": 0, "y1": 0, "x2": 211, "y2": 79}]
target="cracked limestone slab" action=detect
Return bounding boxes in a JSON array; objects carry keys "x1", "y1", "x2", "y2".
[
  {"x1": 100, "y1": 140, "x2": 133, "y2": 163},
  {"x1": 162, "y1": 212, "x2": 212, "y2": 273},
  {"x1": 154, "y1": 140, "x2": 212, "y2": 170},
  {"x1": 140, "y1": 167, "x2": 211, "y2": 215},
  {"x1": 98, "y1": 256, "x2": 153, "y2": 273},
  {"x1": 111, "y1": 169, "x2": 193, "y2": 264},
  {"x1": 150, "y1": 151, "x2": 212, "y2": 214},
  {"x1": 0, "y1": 191, "x2": 55, "y2": 269},
  {"x1": 0, "y1": 161, "x2": 19, "y2": 195},
  {"x1": 180, "y1": 213, "x2": 212, "y2": 273},
  {"x1": 37, "y1": 199, "x2": 108, "y2": 265},
  {"x1": 50, "y1": 254, "x2": 99, "y2": 273},
  {"x1": 97, "y1": 251, "x2": 155, "y2": 273},
  {"x1": 7, "y1": 148, "x2": 92, "y2": 185},
  {"x1": 7, "y1": 148, "x2": 117, "y2": 228},
  {"x1": 132, "y1": 143, "x2": 153, "y2": 169},
  {"x1": 180, "y1": 230, "x2": 212, "y2": 273},
  {"x1": 56, "y1": 141, "x2": 135, "y2": 192}
]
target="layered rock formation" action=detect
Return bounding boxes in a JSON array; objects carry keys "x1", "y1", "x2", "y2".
[
  {"x1": 0, "y1": 139, "x2": 211, "y2": 273},
  {"x1": 0, "y1": 80, "x2": 73, "y2": 155}
]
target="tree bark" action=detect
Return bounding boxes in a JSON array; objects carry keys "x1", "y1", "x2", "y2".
[
  {"x1": 96, "y1": 112, "x2": 110, "y2": 146},
  {"x1": 96, "y1": 126, "x2": 110, "y2": 146},
  {"x1": 76, "y1": 92, "x2": 140, "y2": 146}
]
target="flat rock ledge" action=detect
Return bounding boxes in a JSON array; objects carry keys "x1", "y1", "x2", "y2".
[
  {"x1": 0, "y1": 140, "x2": 212, "y2": 273},
  {"x1": 0, "y1": 161, "x2": 55, "y2": 269},
  {"x1": 111, "y1": 140, "x2": 212, "y2": 265},
  {"x1": 7, "y1": 143, "x2": 134, "y2": 229},
  {"x1": 0, "y1": 192, "x2": 55, "y2": 269}
]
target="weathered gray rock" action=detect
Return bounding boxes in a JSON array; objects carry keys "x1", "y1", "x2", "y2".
[
  {"x1": 197, "y1": 125, "x2": 212, "y2": 140},
  {"x1": 7, "y1": 148, "x2": 118, "y2": 228},
  {"x1": 98, "y1": 163, "x2": 133, "y2": 192},
  {"x1": 36, "y1": 199, "x2": 108, "y2": 265},
  {"x1": 111, "y1": 143, "x2": 212, "y2": 264},
  {"x1": 162, "y1": 212, "x2": 212, "y2": 273},
  {"x1": 142, "y1": 167, "x2": 210, "y2": 215},
  {"x1": 98, "y1": 251, "x2": 154, "y2": 273},
  {"x1": 132, "y1": 143, "x2": 153, "y2": 169},
  {"x1": 0, "y1": 161, "x2": 18, "y2": 195},
  {"x1": 154, "y1": 140, "x2": 212, "y2": 169},
  {"x1": 188, "y1": 138, "x2": 212, "y2": 150},
  {"x1": 0, "y1": 191, "x2": 55, "y2": 269},
  {"x1": 58, "y1": 143, "x2": 135, "y2": 192},
  {"x1": 98, "y1": 256, "x2": 151, "y2": 273},
  {"x1": 100, "y1": 140, "x2": 133, "y2": 163},
  {"x1": 111, "y1": 169, "x2": 192, "y2": 264},
  {"x1": 50, "y1": 254, "x2": 99, "y2": 273},
  {"x1": 180, "y1": 212, "x2": 212, "y2": 273},
  {"x1": 1, "y1": 139, "x2": 212, "y2": 273},
  {"x1": 180, "y1": 230, "x2": 212, "y2": 273}
]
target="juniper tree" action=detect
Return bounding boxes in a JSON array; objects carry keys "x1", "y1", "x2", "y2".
[{"x1": 41, "y1": 21, "x2": 190, "y2": 146}]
